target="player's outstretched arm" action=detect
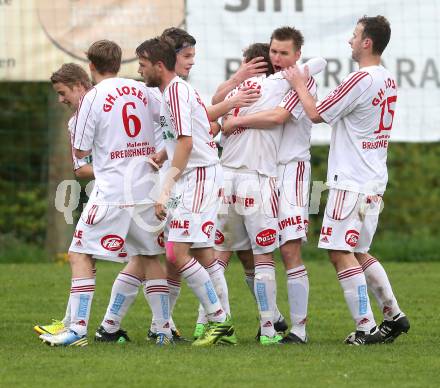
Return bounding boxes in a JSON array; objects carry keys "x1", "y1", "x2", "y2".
[
  {"x1": 221, "y1": 106, "x2": 290, "y2": 135},
  {"x1": 284, "y1": 66, "x2": 323, "y2": 123},
  {"x1": 212, "y1": 57, "x2": 268, "y2": 104},
  {"x1": 207, "y1": 87, "x2": 260, "y2": 121}
]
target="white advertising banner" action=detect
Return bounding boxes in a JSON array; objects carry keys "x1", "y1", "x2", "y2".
[
  {"x1": 0, "y1": 0, "x2": 438, "y2": 142},
  {"x1": 0, "y1": 0, "x2": 184, "y2": 81},
  {"x1": 187, "y1": 0, "x2": 440, "y2": 142}
]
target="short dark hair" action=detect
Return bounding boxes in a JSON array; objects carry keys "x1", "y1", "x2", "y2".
[
  {"x1": 270, "y1": 26, "x2": 304, "y2": 51},
  {"x1": 50, "y1": 63, "x2": 92, "y2": 90},
  {"x1": 161, "y1": 27, "x2": 196, "y2": 52},
  {"x1": 243, "y1": 43, "x2": 274, "y2": 76},
  {"x1": 86, "y1": 40, "x2": 122, "y2": 74},
  {"x1": 357, "y1": 15, "x2": 391, "y2": 55},
  {"x1": 135, "y1": 37, "x2": 176, "y2": 71}
]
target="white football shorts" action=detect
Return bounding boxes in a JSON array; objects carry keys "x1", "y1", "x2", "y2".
[
  {"x1": 166, "y1": 164, "x2": 222, "y2": 247},
  {"x1": 69, "y1": 201, "x2": 165, "y2": 262},
  {"x1": 318, "y1": 188, "x2": 382, "y2": 253},
  {"x1": 277, "y1": 160, "x2": 311, "y2": 246},
  {"x1": 215, "y1": 167, "x2": 279, "y2": 255}
]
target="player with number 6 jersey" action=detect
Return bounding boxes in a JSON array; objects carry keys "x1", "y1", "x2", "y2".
[
  {"x1": 40, "y1": 40, "x2": 172, "y2": 348},
  {"x1": 73, "y1": 78, "x2": 162, "y2": 206}
]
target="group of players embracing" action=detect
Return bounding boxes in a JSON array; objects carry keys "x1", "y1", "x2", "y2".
[{"x1": 34, "y1": 15, "x2": 410, "y2": 348}]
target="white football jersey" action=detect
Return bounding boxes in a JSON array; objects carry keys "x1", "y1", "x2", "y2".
[
  {"x1": 277, "y1": 77, "x2": 317, "y2": 164},
  {"x1": 221, "y1": 73, "x2": 289, "y2": 177},
  {"x1": 317, "y1": 65, "x2": 397, "y2": 194},
  {"x1": 73, "y1": 78, "x2": 162, "y2": 205},
  {"x1": 160, "y1": 76, "x2": 219, "y2": 173},
  {"x1": 68, "y1": 115, "x2": 91, "y2": 170}
]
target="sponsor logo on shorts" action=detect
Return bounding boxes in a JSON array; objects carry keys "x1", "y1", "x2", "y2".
[
  {"x1": 75, "y1": 240, "x2": 82, "y2": 247},
  {"x1": 101, "y1": 234, "x2": 124, "y2": 251},
  {"x1": 215, "y1": 229, "x2": 225, "y2": 245},
  {"x1": 170, "y1": 219, "x2": 189, "y2": 229},
  {"x1": 255, "y1": 229, "x2": 277, "y2": 247},
  {"x1": 320, "y1": 236, "x2": 329, "y2": 243},
  {"x1": 296, "y1": 225, "x2": 304, "y2": 232},
  {"x1": 157, "y1": 232, "x2": 165, "y2": 248},
  {"x1": 278, "y1": 216, "x2": 302, "y2": 231},
  {"x1": 321, "y1": 226, "x2": 332, "y2": 236},
  {"x1": 202, "y1": 221, "x2": 214, "y2": 238},
  {"x1": 74, "y1": 230, "x2": 83, "y2": 239},
  {"x1": 222, "y1": 194, "x2": 255, "y2": 208},
  {"x1": 345, "y1": 229, "x2": 360, "y2": 247}
]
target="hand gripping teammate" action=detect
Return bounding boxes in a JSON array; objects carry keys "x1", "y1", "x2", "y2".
[
  {"x1": 219, "y1": 27, "x2": 325, "y2": 344},
  {"x1": 137, "y1": 37, "x2": 236, "y2": 346},
  {"x1": 285, "y1": 15, "x2": 409, "y2": 345},
  {"x1": 149, "y1": 28, "x2": 260, "y2": 343},
  {"x1": 40, "y1": 40, "x2": 171, "y2": 347}
]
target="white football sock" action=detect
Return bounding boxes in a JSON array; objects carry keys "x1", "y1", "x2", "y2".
[
  {"x1": 217, "y1": 259, "x2": 228, "y2": 272},
  {"x1": 61, "y1": 295, "x2": 72, "y2": 327},
  {"x1": 205, "y1": 260, "x2": 231, "y2": 315},
  {"x1": 286, "y1": 265, "x2": 309, "y2": 339},
  {"x1": 167, "y1": 278, "x2": 181, "y2": 331},
  {"x1": 144, "y1": 279, "x2": 171, "y2": 337},
  {"x1": 337, "y1": 266, "x2": 376, "y2": 332},
  {"x1": 362, "y1": 258, "x2": 402, "y2": 320},
  {"x1": 101, "y1": 272, "x2": 141, "y2": 333},
  {"x1": 254, "y1": 262, "x2": 277, "y2": 337},
  {"x1": 246, "y1": 268, "x2": 283, "y2": 323},
  {"x1": 62, "y1": 268, "x2": 96, "y2": 326},
  {"x1": 196, "y1": 303, "x2": 208, "y2": 324},
  {"x1": 179, "y1": 258, "x2": 226, "y2": 323},
  {"x1": 245, "y1": 269, "x2": 256, "y2": 298},
  {"x1": 69, "y1": 277, "x2": 95, "y2": 336}
]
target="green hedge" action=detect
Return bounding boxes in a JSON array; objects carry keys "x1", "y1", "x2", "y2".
[{"x1": 0, "y1": 83, "x2": 438, "y2": 261}]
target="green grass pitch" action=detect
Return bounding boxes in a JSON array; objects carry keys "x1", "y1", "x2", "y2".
[{"x1": 1, "y1": 259, "x2": 439, "y2": 387}]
